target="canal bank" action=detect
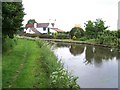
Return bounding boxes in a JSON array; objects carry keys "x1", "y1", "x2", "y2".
[
  {"x1": 39, "y1": 38, "x2": 118, "y2": 49},
  {"x1": 18, "y1": 36, "x2": 119, "y2": 49}
]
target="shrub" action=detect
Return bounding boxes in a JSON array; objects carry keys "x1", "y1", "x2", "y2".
[
  {"x1": 79, "y1": 37, "x2": 88, "y2": 41},
  {"x1": 70, "y1": 27, "x2": 84, "y2": 39},
  {"x1": 55, "y1": 34, "x2": 70, "y2": 39},
  {"x1": 39, "y1": 34, "x2": 54, "y2": 39},
  {"x1": 2, "y1": 36, "x2": 17, "y2": 53},
  {"x1": 72, "y1": 36, "x2": 76, "y2": 40}
]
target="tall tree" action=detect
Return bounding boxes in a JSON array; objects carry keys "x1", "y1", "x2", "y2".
[
  {"x1": 94, "y1": 19, "x2": 108, "y2": 38},
  {"x1": 84, "y1": 19, "x2": 108, "y2": 38},
  {"x1": 84, "y1": 20, "x2": 94, "y2": 38},
  {"x1": 2, "y1": 2, "x2": 25, "y2": 39}
]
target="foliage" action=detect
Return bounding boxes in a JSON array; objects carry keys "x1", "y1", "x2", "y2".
[
  {"x1": 55, "y1": 34, "x2": 70, "y2": 39},
  {"x1": 84, "y1": 20, "x2": 94, "y2": 38},
  {"x1": 79, "y1": 37, "x2": 88, "y2": 41},
  {"x1": 37, "y1": 39, "x2": 80, "y2": 88},
  {"x1": 50, "y1": 66, "x2": 80, "y2": 88},
  {"x1": 70, "y1": 27, "x2": 84, "y2": 39},
  {"x1": 84, "y1": 19, "x2": 108, "y2": 38},
  {"x1": 72, "y1": 36, "x2": 76, "y2": 40},
  {"x1": 27, "y1": 19, "x2": 37, "y2": 24},
  {"x1": 96, "y1": 30, "x2": 118, "y2": 46},
  {"x1": 2, "y1": 36, "x2": 17, "y2": 53},
  {"x1": 3, "y1": 38, "x2": 80, "y2": 88},
  {"x1": 2, "y1": 2, "x2": 25, "y2": 39},
  {"x1": 39, "y1": 34, "x2": 54, "y2": 39},
  {"x1": 118, "y1": 29, "x2": 120, "y2": 38}
]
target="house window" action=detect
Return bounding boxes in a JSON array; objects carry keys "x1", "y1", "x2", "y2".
[
  {"x1": 43, "y1": 27, "x2": 46, "y2": 31},
  {"x1": 29, "y1": 29, "x2": 31, "y2": 32}
]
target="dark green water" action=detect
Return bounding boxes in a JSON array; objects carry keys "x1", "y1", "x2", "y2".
[{"x1": 52, "y1": 43, "x2": 119, "y2": 88}]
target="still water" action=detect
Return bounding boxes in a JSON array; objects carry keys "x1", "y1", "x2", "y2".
[{"x1": 52, "y1": 43, "x2": 119, "y2": 88}]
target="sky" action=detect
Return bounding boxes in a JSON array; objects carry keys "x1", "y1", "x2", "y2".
[{"x1": 22, "y1": 0, "x2": 119, "y2": 31}]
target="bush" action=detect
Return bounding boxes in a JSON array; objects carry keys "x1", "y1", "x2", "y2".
[
  {"x1": 22, "y1": 33, "x2": 40, "y2": 38},
  {"x1": 55, "y1": 34, "x2": 70, "y2": 39},
  {"x1": 72, "y1": 36, "x2": 76, "y2": 40},
  {"x1": 79, "y1": 37, "x2": 88, "y2": 41},
  {"x1": 2, "y1": 36, "x2": 17, "y2": 53},
  {"x1": 39, "y1": 34, "x2": 54, "y2": 39},
  {"x1": 70, "y1": 27, "x2": 84, "y2": 39}
]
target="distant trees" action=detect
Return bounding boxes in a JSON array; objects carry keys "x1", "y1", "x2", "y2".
[
  {"x1": 70, "y1": 26, "x2": 84, "y2": 39},
  {"x1": 2, "y1": 2, "x2": 25, "y2": 39},
  {"x1": 84, "y1": 19, "x2": 108, "y2": 38}
]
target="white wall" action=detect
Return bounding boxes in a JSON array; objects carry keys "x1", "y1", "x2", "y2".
[
  {"x1": 50, "y1": 29, "x2": 57, "y2": 33},
  {"x1": 36, "y1": 28, "x2": 48, "y2": 34}
]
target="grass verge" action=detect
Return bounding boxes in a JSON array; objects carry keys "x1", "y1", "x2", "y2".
[{"x1": 2, "y1": 38, "x2": 80, "y2": 89}]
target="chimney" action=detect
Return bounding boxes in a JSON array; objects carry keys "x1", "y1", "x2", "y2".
[
  {"x1": 53, "y1": 19, "x2": 57, "y2": 28},
  {"x1": 48, "y1": 19, "x2": 52, "y2": 28},
  {"x1": 34, "y1": 23, "x2": 37, "y2": 28}
]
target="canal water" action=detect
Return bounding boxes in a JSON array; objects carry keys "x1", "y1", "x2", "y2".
[{"x1": 51, "y1": 43, "x2": 119, "y2": 88}]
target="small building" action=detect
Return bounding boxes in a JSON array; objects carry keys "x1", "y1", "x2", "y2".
[{"x1": 25, "y1": 20, "x2": 64, "y2": 34}]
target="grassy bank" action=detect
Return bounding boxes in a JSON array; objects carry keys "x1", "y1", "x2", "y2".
[{"x1": 2, "y1": 38, "x2": 80, "y2": 88}]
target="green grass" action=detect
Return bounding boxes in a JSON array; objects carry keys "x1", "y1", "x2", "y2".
[
  {"x1": 2, "y1": 38, "x2": 80, "y2": 88},
  {"x1": 3, "y1": 39, "x2": 45, "y2": 88}
]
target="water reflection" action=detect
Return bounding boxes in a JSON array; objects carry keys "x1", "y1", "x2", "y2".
[
  {"x1": 53, "y1": 43, "x2": 118, "y2": 88},
  {"x1": 69, "y1": 44, "x2": 85, "y2": 56},
  {"x1": 55, "y1": 43, "x2": 119, "y2": 66}
]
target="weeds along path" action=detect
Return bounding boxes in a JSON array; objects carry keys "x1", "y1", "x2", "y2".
[{"x1": 2, "y1": 38, "x2": 49, "y2": 88}]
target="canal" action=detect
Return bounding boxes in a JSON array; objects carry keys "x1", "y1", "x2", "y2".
[{"x1": 51, "y1": 42, "x2": 119, "y2": 88}]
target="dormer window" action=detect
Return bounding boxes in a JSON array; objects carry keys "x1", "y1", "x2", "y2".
[{"x1": 43, "y1": 27, "x2": 46, "y2": 31}]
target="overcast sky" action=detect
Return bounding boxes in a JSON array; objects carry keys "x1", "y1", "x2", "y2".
[{"x1": 22, "y1": 0, "x2": 119, "y2": 31}]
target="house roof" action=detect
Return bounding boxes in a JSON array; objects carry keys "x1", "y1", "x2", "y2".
[
  {"x1": 51, "y1": 28, "x2": 65, "y2": 32},
  {"x1": 30, "y1": 28, "x2": 41, "y2": 34},
  {"x1": 26, "y1": 24, "x2": 34, "y2": 28},
  {"x1": 26, "y1": 23, "x2": 55, "y2": 28},
  {"x1": 37, "y1": 23, "x2": 54, "y2": 28}
]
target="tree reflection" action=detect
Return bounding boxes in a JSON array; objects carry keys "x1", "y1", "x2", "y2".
[
  {"x1": 69, "y1": 44, "x2": 85, "y2": 56},
  {"x1": 84, "y1": 45, "x2": 94, "y2": 64},
  {"x1": 55, "y1": 43, "x2": 70, "y2": 48},
  {"x1": 54, "y1": 42, "x2": 119, "y2": 67},
  {"x1": 84, "y1": 45, "x2": 118, "y2": 66}
]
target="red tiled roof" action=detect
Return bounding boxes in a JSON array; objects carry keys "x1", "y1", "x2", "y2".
[
  {"x1": 25, "y1": 23, "x2": 55, "y2": 28},
  {"x1": 26, "y1": 24, "x2": 34, "y2": 28},
  {"x1": 37, "y1": 23, "x2": 54, "y2": 28},
  {"x1": 51, "y1": 28, "x2": 65, "y2": 32},
  {"x1": 31, "y1": 28, "x2": 41, "y2": 34},
  {"x1": 37, "y1": 23, "x2": 49, "y2": 28}
]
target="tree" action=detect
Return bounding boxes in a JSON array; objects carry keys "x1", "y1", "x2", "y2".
[
  {"x1": 27, "y1": 19, "x2": 37, "y2": 24},
  {"x1": 2, "y1": 2, "x2": 25, "y2": 39},
  {"x1": 94, "y1": 19, "x2": 108, "y2": 38},
  {"x1": 84, "y1": 19, "x2": 108, "y2": 38},
  {"x1": 70, "y1": 26, "x2": 84, "y2": 39},
  {"x1": 84, "y1": 20, "x2": 94, "y2": 38},
  {"x1": 118, "y1": 29, "x2": 120, "y2": 38}
]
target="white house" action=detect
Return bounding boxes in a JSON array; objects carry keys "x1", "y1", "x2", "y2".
[{"x1": 25, "y1": 19, "x2": 64, "y2": 34}]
